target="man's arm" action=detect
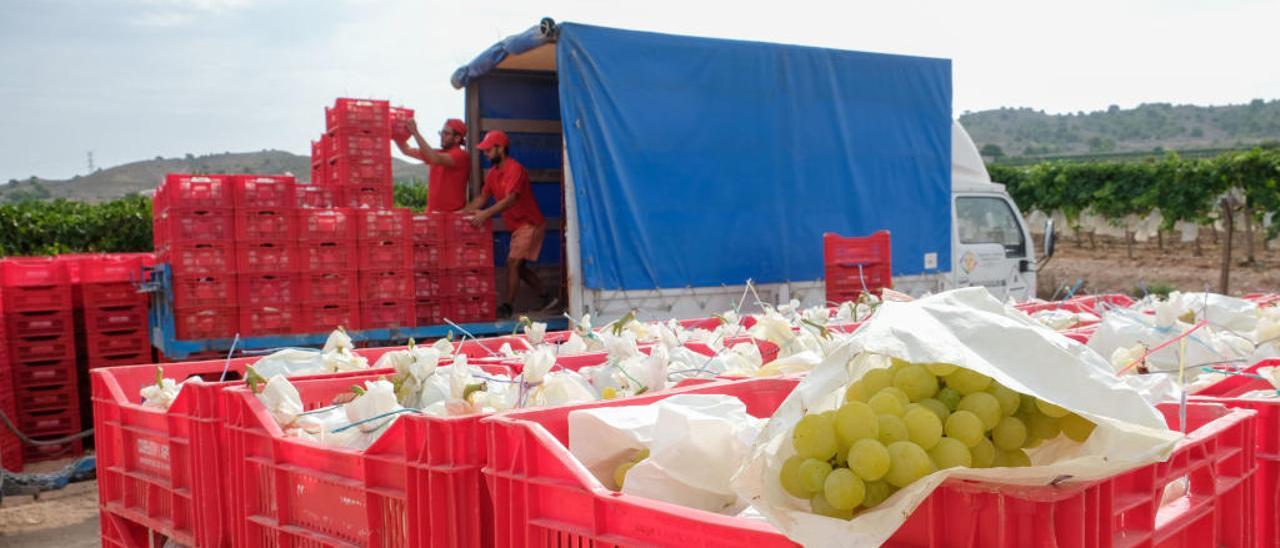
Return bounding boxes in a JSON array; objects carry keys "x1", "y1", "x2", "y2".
[
  {"x1": 471, "y1": 192, "x2": 518, "y2": 225},
  {"x1": 394, "y1": 139, "x2": 424, "y2": 161},
  {"x1": 461, "y1": 188, "x2": 491, "y2": 212},
  {"x1": 407, "y1": 120, "x2": 457, "y2": 167}
]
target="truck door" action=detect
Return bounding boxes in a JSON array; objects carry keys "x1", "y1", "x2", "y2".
[{"x1": 954, "y1": 195, "x2": 1031, "y2": 300}]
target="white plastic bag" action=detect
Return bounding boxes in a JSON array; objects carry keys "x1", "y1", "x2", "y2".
[{"x1": 733, "y1": 288, "x2": 1181, "y2": 547}]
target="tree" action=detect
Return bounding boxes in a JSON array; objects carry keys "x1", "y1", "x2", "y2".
[{"x1": 979, "y1": 144, "x2": 1005, "y2": 158}]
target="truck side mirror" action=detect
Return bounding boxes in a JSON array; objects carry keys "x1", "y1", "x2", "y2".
[{"x1": 1043, "y1": 218, "x2": 1056, "y2": 258}]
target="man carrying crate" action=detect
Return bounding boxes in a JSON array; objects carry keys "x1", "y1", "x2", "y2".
[
  {"x1": 398, "y1": 118, "x2": 470, "y2": 212},
  {"x1": 463, "y1": 130, "x2": 557, "y2": 318}
]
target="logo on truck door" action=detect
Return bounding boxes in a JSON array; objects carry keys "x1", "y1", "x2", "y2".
[{"x1": 960, "y1": 251, "x2": 978, "y2": 275}]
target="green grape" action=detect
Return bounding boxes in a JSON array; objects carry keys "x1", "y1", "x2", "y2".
[
  {"x1": 970, "y1": 437, "x2": 996, "y2": 468},
  {"x1": 986, "y1": 383, "x2": 1020, "y2": 416},
  {"x1": 957, "y1": 392, "x2": 1002, "y2": 430},
  {"x1": 928, "y1": 437, "x2": 972, "y2": 469},
  {"x1": 847, "y1": 438, "x2": 891, "y2": 481},
  {"x1": 943, "y1": 410, "x2": 985, "y2": 447},
  {"x1": 944, "y1": 368, "x2": 992, "y2": 395},
  {"x1": 884, "y1": 441, "x2": 937, "y2": 488},
  {"x1": 810, "y1": 492, "x2": 854, "y2": 519},
  {"x1": 936, "y1": 387, "x2": 962, "y2": 410},
  {"x1": 793, "y1": 413, "x2": 839, "y2": 459},
  {"x1": 1018, "y1": 394, "x2": 1039, "y2": 415},
  {"x1": 888, "y1": 358, "x2": 910, "y2": 375},
  {"x1": 1059, "y1": 413, "x2": 1097, "y2": 442},
  {"x1": 992, "y1": 416, "x2": 1028, "y2": 451},
  {"x1": 861, "y1": 480, "x2": 893, "y2": 508},
  {"x1": 893, "y1": 365, "x2": 939, "y2": 402},
  {"x1": 903, "y1": 407, "x2": 943, "y2": 450},
  {"x1": 1002, "y1": 449, "x2": 1031, "y2": 467},
  {"x1": 779, "y1": 456, "x2": 811, "y2": 498},
  {"x1": 869, "y1": 391, "x2": 906, "y2": 417},
  {"x1": 877, "y1": 415, "x2": 909, "y2": 445},
  {"x1": 881, "y1": 387, "x2": 912, "y2": 406},
  {"x1": 924, "y1": 362, "x2": 958, "y2": 376},
  {"x1": 844, "y1": 381, "x2": 870, "y2": 403},
  {"x1": 917, "y1": 398, "x2": 951, "y2": 423},
  {"x1": 1027, "y1": 412, "x2": 1061, "y2": 443},
  {"x1": 1035, "y1": 398, "x2": 1070, "y2": 418},
  {"x1": 861, "y1": 368, "x2": 894, "y2": 394},
  {"x1": 823, "y1": 468, "x2": 866, "y2": 511},
  {"x1": 833, "y1": 439, "x2": 851, "y2": 467},
  {"x1": 835, "y1": 401, "x2": 879, "y2": 444},
  {"x1": 614, "y1": 461, "x2": 636, "y2": 489},
  {"x1": 798, "y1": 458, "x2": 833, "y2": 493}
]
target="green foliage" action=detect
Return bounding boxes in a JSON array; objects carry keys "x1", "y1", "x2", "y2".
[
  {"x1": 393, "y1": 181, "x2": 428, "y2": 211},
  {"x1": 1133, "y1": 281, "x2": 1176, "y2": 299},
  {"x1": 0, "y1": 195, "x2": 152, "y2": 256}
]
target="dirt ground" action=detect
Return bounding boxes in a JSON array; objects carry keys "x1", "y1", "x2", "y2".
[{"x1": 1, "y1": 461, "x2": 100, "y2": 548}]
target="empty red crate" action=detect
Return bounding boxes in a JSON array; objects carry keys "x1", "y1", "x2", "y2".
[
  {"x1": 390, "y1": 106, "x2": 414, "y2": 141},
  {"x1": 446, "y1": 214, "x2": 493, "y2": 244},
  {"x1": 823, "y1": 230, "x2": 892, "y2": 303},
  {"x1": 238, "y1": 305, "x2": 299, "y2": 336},
  {"x1": 171, "y1": 274, "x2": 235, "y2": 309},
  {"x1": 357, "y1": 239, "x2": 412, "y2": 271},
  {"x1": 166, "y1": 242, "x2": 234, "y2": 276},
  {"x1": 234, "y1": 209, "x2": 297, "y2": 240},
  {"x1": 295, "y1": 184, "x2": 334, "y2": 209},
  {"x1": 355, "y1": 208, "x2": 411, "y2": 240},
  {"x1": 237, "y1": 273, "x2": 300, "y2": 307},
  {"x1": 299, "y1": 270, "x2": 358, "y2": 302},
  {"x1": 359, "y1": 270, "x2": 413, "y2": 301},
  {"x1": 174, "y1": 306, "x2": 238, "y2": 340},
  {"x1": 326, "y1": 98, "x2": 391, "y2": 133},
  {"x1": 412, "y1": 212, "x2": 448, "y2": 243},
  {"x1": 444, "y1": 243, "x2": 494, "y2": 269},
  {"x1": 82, "y1": 282, "x2": 147, "y2": 309},
  {"x1": 231, "y1": 175, "x2": 296, "y2": 209},
  {"x1": 413, "y1": 242, "x2": 445, "y2": 270},
  {"x1": 299, "y1": 302, "x2": 360, "y2": 333},
  {"x1": 338, "y1": 185, "x2": 393, "y2": 209},
  {"x1": 86, "y1": 330, "x2": 150, "y2": 357},
  {"x1": 23, "y1": 434, "x2": 83, "y2": 463},
  {"x1": 161, "y1": 174, "x2": 232, "y2": 210},
  {"x1": 81, "y1": 255, "x2": 145, "y2": 284},
  {"x1": 155, "y1": 208, "x2": 235, "y2": 243},
  {"x1": 327, "y1": 129, "x2": 390, "y2": 158},
  {"x1": 327, "y1": 156, "x2": 391, "y2": 186},
  {"x1": 12, "y1": 335, "x2": 76, "y2": 362},
  {"x1": 18, "y1": 406, "x2": 81, "y2": 436},
  {"x1": 359, "y1": 300, "x2": 414, "y2": 329},
  {"x1": 17, "y1": 383, "x2": 77, "y2": 412},
  {"x1": 298, "y1": 208, "x2": 355, "y2": 241},
  {"x1": 88, "y1": 350, "x2": 153, "y2": 369},
  {"x1": 414, "y1": 299, "x2": 447, "y2": 326},
  {"x1": 311, "y1": 138, "x2": 326, "y2": 166},
  {"x1": 85, "y1": 304, "x2": 148, "y2": 333},
  {"x1": 448, "y1": 294, "x2": 496, "y2": 323},
  {"x1": 299, "y1": 241, "x2": 356, "y2": 272},
  {"x1": 12, "y1": 357, "x2": 77, "y2": 388},
  {"x1": 5, "y1": 309, "x2": 74, "y2": 338},
  {"x1": 2, "y1": 259, "x2": 72, "y2": 312},
  {"x1": 414, "y1": 271, "x2": 448, "y2": 299},
  {"x1": 236, "y1": 240, "x2": 297, "y2": 273},
  {"x1": 452, "y1": 268, "x2": 495, "y2": 297}
]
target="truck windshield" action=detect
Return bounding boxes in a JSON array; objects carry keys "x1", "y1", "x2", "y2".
[{"x1": 956, "y1": 196, "x2": 1026, "y2": 258}]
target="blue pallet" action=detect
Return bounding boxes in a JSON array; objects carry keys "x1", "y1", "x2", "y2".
[{"x1": 145, "y1": 264, "x2": 565, "y2": 359}]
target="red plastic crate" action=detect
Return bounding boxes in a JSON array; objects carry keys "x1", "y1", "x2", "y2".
[
  {"x1": 1193, "y1": 359, "x2": 1280, "y2": 547},
  {"x1": 451, "y1": 268, "x2": 496, "y2": 297},
  {"x1": 161, "y1": 174, "x2": 232, "y2": 210},
  {"x1": 445, "y1": 214, "x2": 493, "y2": 245},
  {"x1": 298, "y1": 208, "x2": 355, "y2": 241},
  {"x1": 357, "y1": 239, "x2": 412, "y2": 271},
  {"x1": 358, "y1": 270, "x2": 413, "y2": 301},
  {"x1": 234, "y1": 209, "x2": 297, "y2": 240},
  {"x1": 87, "y1": 350, "x2": 153, "y2": 369},
  {"x1": 448, "y1": 294, "x2": 496, "y2": 323},
  {"x1": 82, "y1": 282, "x2": 148, "y2": 309},
  {"x1": 390, "y1": 106, "x2": 415, "y2": 141},
  {"x1": 23, "y1": 431, "x2": 83, "y2": 463},
  {"x1": 155, "y1": 208, "x2": 235, "y2": 243},
  {"x1": 0, "y1": 284, "x2": 72, "y2": 313},
  {"x1": 298, "y1": 241, "x2": 357, "y2": 272},
  {"x1": 18, "y1": 406, "x2": 81, "y2": 435},
  {"x1": 223, "y1": 362, "x2": 514, "y2": 548},
  {"x1": 235, "y1": 240, "x2": 298, "y2": 273},
  {"x1": 337, "y1": 185, "x2": 393, "y2": 209},
  {"x1": 85, "y1": 304, "x2": 148, "y2": 333},
  {"x1": 86, "y1": 330, "x2": 150, "y2": 358},
  {"x1": 310, "y1": 138, "x2": 326, "y2": 166},
  {"x1": 325, "y1": 98, "x2": 391, "y2": 133},
  {"x1": 412, "y1": 212, "x2": 448, "y2": 243},
  {"x1": 81, "y1": 255, "x2": 145, "y2": 284},
  {"x1": 359, "y1": 299, "x2": 414, "y2": 329},
  {"x1": 443, "y1": 242, "x2": 495, "y2": 269},
  {"x1": 11, "y1": 335, "x2": 76, "y2": 362},
  {"x1": 236, "y1": 273, "x2": 300, "y2": 307},
  {"x1": 5, "y1": 309, "x2": 75, "y2": 338},
  {"x1": 413, "y1": 242, "x2": 445, "y2": 270},
  {"x1": 238, "y1": 305, "x2": 299, "y2": 336},
  {"x1": 2, "y1": 259, "x2": 72, "y2": 311},
  {"x1": 11, "y1": 357, "x2": 77, "y2": 388},
  {"x1": 326, "y1": 155, "x2": 392, "y2": 187},
  {"x1": 16, "y1": 383, "x2": 77, "y2": 412},
  {"x1": 414, "y1": 270, "x2": 449, "y2": 299},
  {"x1": 173, "y1": 306, "x2": 238, "y2": 340},
  {"x1": 486, "y1": 380, "x2": 1257, "y2": 548},
  {"x1": 299, "y1": 270, "x2": 358, "y2": 303},
  {"x1": 295, "y1": 183, "x2": 334, "y2": 209},
  {"x1": 355, "y1": 208, "x2": 412, "y2": 240},
  {"x1": 824, "y1": 230, "x2": 892, "y2": 304},
  {"x1": 231, "y1": 175, "x2": 296, "y2": 209},
  {"x1": 171, "y1": 274, "x2": 235, "y2": 309},
  {"x1": 299, "y1": 302, "x2": 360, "y2": 333},
  {"x1": 166, "y1": 241, "x2": 235, "y2": 276},
  {"x1": 414, "y1": 298, "x2": 447, "y2": 326},
  {"x1": 327, "y1": 129, "x2": 390, "y2": 158}
]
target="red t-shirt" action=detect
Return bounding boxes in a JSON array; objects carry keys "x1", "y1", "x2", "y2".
[
  {"x1": 483, "y1": 158, "x2": 544, "y2": 231},
  {"x1": 427, "y1": 146, "x2": 470, "y2": 212}
]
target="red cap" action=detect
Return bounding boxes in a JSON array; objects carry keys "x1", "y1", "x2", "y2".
[
  {"x1": 444, "y1": 118, "x2": 466, "y2": 135},
  {"x1": 476, "y1": 130, "x2": 509, "y2": 151}
]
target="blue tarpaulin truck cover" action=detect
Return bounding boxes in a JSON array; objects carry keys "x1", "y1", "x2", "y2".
[{"x1": 475, "y1": 22, "x2": 953, "y2": 291}]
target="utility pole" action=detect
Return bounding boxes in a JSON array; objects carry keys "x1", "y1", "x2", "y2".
[{"x1": 87, "y1": 151, "x2": 95, "y2": 172}]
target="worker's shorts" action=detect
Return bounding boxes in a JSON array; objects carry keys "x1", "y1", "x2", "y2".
[{"x1": 507, "y1": 223, "x2": 545, "y2": 262}]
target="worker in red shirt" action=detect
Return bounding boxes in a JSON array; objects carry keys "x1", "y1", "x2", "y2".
[
  {"x1": 463, "y1": 130, "x2": 557, "y2": 318},
  {"x1": 397, "y1": 118, "x2": 470, "y2": 212}
]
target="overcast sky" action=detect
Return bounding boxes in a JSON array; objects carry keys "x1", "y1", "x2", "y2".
[{"x1": 2, "y1": 0, "x2": 1277, "y2": 183}]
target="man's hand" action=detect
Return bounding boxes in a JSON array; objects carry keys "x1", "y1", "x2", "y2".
[
  {"x1": 405, "y1": 118, "x2": 419, "y2": 136},
  {"x1": 468, "y1": 211, "x2": 489, "y2": 227}
]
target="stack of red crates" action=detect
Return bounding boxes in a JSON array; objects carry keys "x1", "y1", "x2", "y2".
[
  {"x1": 297, "y1": 208, "x2": 361, "y2": 332},
  {"x1": 316, "y1": 98, "x2": 395, "y2": 209},
  {"x1": 357, "y1": 208, "x2": 415, "y2": 329},
  {"x1": 1, "y1": 258, "x2": 81, "y2": 466},
  {"x1": 232, "y1": 175, "x2": 301, "y2": 336},
  {"x1": 412, "y1": 213, "x2": 497, "y2": 324},
  {"x1": 80, "y1": 255, "x2": 151, "y2": 370},
  {"x1": 0, "y1": 288, "x2": 17, "y2": 470},
  {"x1": 154, "y1": 174, "x2": 239, "y2": 340}
]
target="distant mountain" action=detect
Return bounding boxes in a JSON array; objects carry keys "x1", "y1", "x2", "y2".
[
  {"x1": 960, "y1": 99, "x2": 1280, "y2": 159},
  {"x1": 0, "y1": 150, "x2": 429, "y2": 203}
]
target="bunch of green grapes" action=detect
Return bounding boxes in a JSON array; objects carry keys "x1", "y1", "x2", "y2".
[
  {"x1": 780, "y1": 359, "x2": 1097, "y2": 520},
  {"x1": 613, "y1": 448, "x2": 649, "y2": 490}
]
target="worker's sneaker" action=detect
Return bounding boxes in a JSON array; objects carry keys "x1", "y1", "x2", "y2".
[
  {"x1": 497, "y1": 302, "x2": 513, "y2": 319},
  {"x1": 538, "y1": 293, "x2": 561, "y2": 312}
]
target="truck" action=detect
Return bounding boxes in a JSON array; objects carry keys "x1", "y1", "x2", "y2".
[{"x1": 450, "y1": 19, "x2": 1043, "y2": 325}]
